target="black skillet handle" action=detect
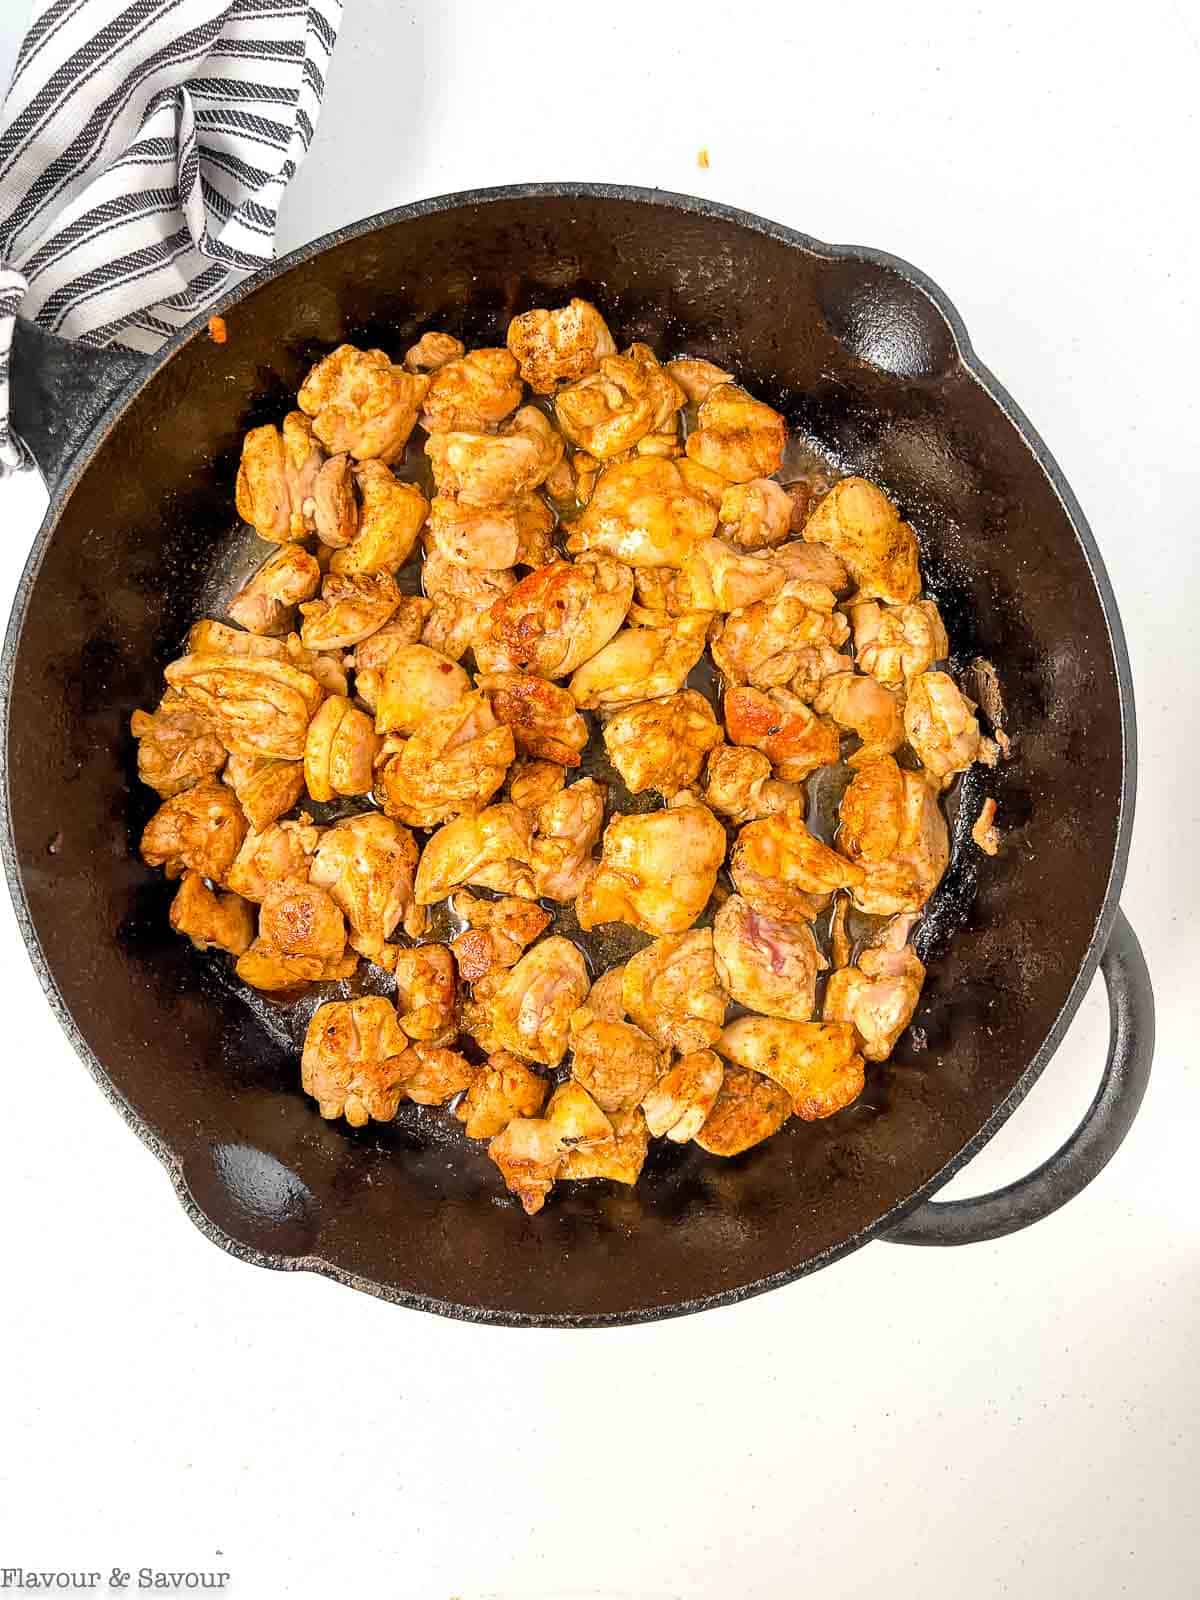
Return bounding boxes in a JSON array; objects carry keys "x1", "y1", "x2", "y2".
[
  {"x1": 9, "y1": 318, "x2": 145, "y2": 497},
  {"x1": 882, "y1": 907, "x2": 1153, "y2": 1246}
]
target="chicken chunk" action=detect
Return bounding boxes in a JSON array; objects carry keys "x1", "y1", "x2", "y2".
[
  {"x1": 301, "y1": 996, "x2": 411, "y2": 1125},
  {"x1": 577, "y1": 803, "x2": 725, "y2": 936},
  {"x1": 487, "y1": 1115, "x2": 565, "y2": 1214},
  {"x1": 414, "y1": 804, "x2": 535, "y2": 903},
  {"x1": 309, "y1": 813, "x2": 421, "y2": 955},
  {"x1": 972, "y1": 796, "x2": 1001, "y2": 856},
  {"x1": 420, "y1": 347, "x2": 523, "y2": 432},
  {"x1": 803, "y1": 477, "x2": 920, "y2": 604},
  {"x1": 395, "y1": 1044, "x2": 477, "y2": 1107},
  {"x1": 621, "y1": 927, "x2": 727, "y2": 1053},
  {"x1": 377, "y1": 691, "x2": 515, "y2": 827},
  {"x1": 419, "y1": 549, "x2": 516, "y2": 662},
  {"x1": 297, "y1": 344, "x2": 428, "y2": 464},
  {"x1": 641, "y1": 1048, "x2": 725, "y2": 1142},
  {"x1": 374, "y1": 644, "x2": 470, "y2": 735},
  {"x1": 507, "y1": 757, "x2": 566, "y2": 813},
  {"x1": 529, "y1": 777, "x2": 606, "y2": 901},
  {"x1": 693, "y1": 1062, "x2": 792, "y2": 1156},
  {"x1": 839, "y1": 758, "x2": 950, "y2": 916},
  {"x1": 426, "y1": 493, "x2": 555, "y2": 571},
  {"x1": 788, "y1": 643, "x2": 855, "y2": 703},
  {"x1": 328, "y1": 462, "x2": 427, "y2": 575},
  {"x1": 303, "y1": 695, "x2": 379, "y2": 801},
  {"x1": 345, "y1": 602, "x2": 432, "y2": 710},
  {"x1": 311, "y1": 452, "x2": 359, "y2": 548},
  {"x1": 234, "y1": 412, "x2": 323, "y2": 542},
  {"x1": 559, "y1": 1106, "x2": 650, "y2": 1185},
  {"x1": 564, "y1": 456, "x2": 718, "y2": 568},
  {"x1": 570, "y1": 1017, "x2": 666, "y2": 1113},
  {"x1": 474, "y1": 556, "x2": 634, "y2": 678},
  {"x1": 700, "y1": 744, "x2": 805, "y2": 824},
  {"x1": 425, "y1": 406, "x2": 563, "y2": 507},
  {"x1": 476, "y1": 672, "x2": 588, "y2": 766},
  {"x1": 724, "y1": 685, "x2": 841, "y2": 781},
  {"x1": 711, "y1": 581, "x2": 849, "y2": 687},
  {"x1": 404, "y1": 331, "x2": 465, "y2": 373},
  {"x1": 634, "y1": 538, "x2": 787, "y2": 620},
  {"x1": 392, "y1": 944, "x2": 458, "y2": 1044},
  {"x1": 849, "y1": 598, "x2": 948, "y2": 688},
  {"x1": 717, "y1": 1017, "x2": 865, "y2": 1120},
  {"x1": 731, "y1": 804, "x2": 864, "y2": 923},
  {"x1": 712, "y1": 894, "x2": 827, "y2": 1021},
  {"x1": 450, "y1": 893, "x2": 552, "y2": 981},
  {"x1": 824, "y1": 928, "x2": 925, "y2": 1062},
  {"x1": 568, "y1": 614, "x2": 709, "y2": 711},
  {"x1": 227, "y1": 817, "x2": 320, "y2": 903},
  {"x1": 299, "y1": 570, "x2": 402, "y2": 650},
  {"x1": 164, "y1": 652, "x2": 323, "y2": 762},
  {"x1": 813, "y1": 671, "x2": 905, "y2": 763},
  {"x1": 168, "y1": 871, "x2": 255, "y2": 957},
  {"x1": 506, "y1": 298, "x2": 617, "y2": 393},
  {"x1": 665, "y1": 357, "x2": 734, "y2": 405},
  {"x1": 455, "y1": 1051, "x2": 549, "y2": 1139},
  {"x1": 719, "y1": 478, "x2": 793, "y2": 550},
  {"x1": 227, "y1": 544, "x2": 321, "y2": 636},
  {"x1": 903, "y1": 670, "x2": 982, "y2": 782},
  {"x1": 131, "y1": 693, "x2": 226, "y2": 798},
  {"x1": 685, "y1": 384, "x2": 786, "y2": 483},
  {"x1": 767, "y1": 539, "x2": 850, "y2": 592},
  {"x1": 259, "y1": 878, "x2": 347, "y2": 962},
  {"x1": 464, "y1": 936, "x2": 590, "y2": 1065},
  {"x1": 140, "y1": 779, "x2": 248, "y2": 883},
  {"x1": 222, "y1": 754, "x2": 305, "y2": 831},
  {"x1": 235, "y1": 939, "x2": 358, "y2": 991},
  {"x1": 602, "y1": 690, "x2": 722, "y2": 796},
  {"x1": 554, "y1": 343, "x2": 685, "y2": 458}
]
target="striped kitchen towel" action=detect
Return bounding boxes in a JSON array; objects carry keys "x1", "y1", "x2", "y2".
[{"x1": 0, "y1": 0, "x2": 343, "y2": 471}]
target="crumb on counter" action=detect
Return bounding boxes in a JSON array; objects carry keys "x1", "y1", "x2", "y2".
[
  {"x1": 697, "y1": 147, "x2": 710, "y2": 169},
  {"x1": 972, "y1": 797, "x2": 1001, "y2": 856},
  {"x1": 208, "y1": 315, "x2": 228, "y2": 344}
]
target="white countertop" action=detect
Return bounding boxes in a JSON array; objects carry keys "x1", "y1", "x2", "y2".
[{"x1": 0, "y1": 2, "x2": 1195, "y2": 1595}]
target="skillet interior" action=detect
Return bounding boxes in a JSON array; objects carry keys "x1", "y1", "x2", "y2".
[{"x1": 1, "y1": 190, "x2": 1128, "y2": 1323}]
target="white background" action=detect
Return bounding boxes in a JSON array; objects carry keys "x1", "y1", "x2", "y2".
[{"x1": 0, "y1": 2, "x2": 1196, "y2": 1596}]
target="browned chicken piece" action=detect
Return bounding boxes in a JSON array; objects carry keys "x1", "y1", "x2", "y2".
[
  {"x1": 506, "y1": 298, "x2": 617, "y2": 394},
  {"x1": 374, "y1": 643, "x2": 470, "y2": 735},
  {"x1": 487, "y1": 1115, "x2": 565, "y2": 1214},
  {"x1": 227, "y1": 544, "x2": 321, "y2": 636},
  {"x1": 187, "y1": 619, "x2": 286, "y2": 659},
  {"x1": 767, "y1": 539, "x2": 850, "y2": 592},
  {"x1": 345, "y1": 602, "x2": 432, "y2": 710},
  {"x1": 222, "y1": 753, "x2": 305, "y2": 831},
  {"x1": 395, "y1": 1044, "x2": 477, "y2": 1107},
  {"x1": 328, "y1": 462, "x2": 427, "y2": 575},
  {"x1": 392, "y1": 944, "x2": 458, "y2": 1044},
  {"x1": 838, "y1": 756, "x2": 950, "y2": 915},
  {"x1": 559, "y1": 1106, "x2": 650, "y2": 1185},
  {"x1": 824, "y1": 920, "x2": 925, "y2": 1062},
  {"x1": 464, "y1": 936, "x2": 590, "y2": 1065},
  {"x1": 701, "y1": 744, "x2": 805, "y2": 824},
  {"x1": 506, "y1": 757, "x2": 566, "y2": 813},
  {"x1": 711, "y1": 581, "x2": 849, "y2": 688},
  {"x1": 301, "y1": 695, "x2": 377, "y2": 801},
  {"x1": 419, "y1": 549, "x2": 516, "y2": 662},
  {"x1": 685, "y1": 384, "x2": 786, "y2": 483},
  {"x1": 904, "y1": 670, "x2": 982, "y2": 782},
  {"x1": 712, "y1": 893, "x2": 827, "y2": 1021},
  {"x1": 576, "y1": 803, "x2": 725, "y2": 936},
  {"x1": 972, "y1": 796, "x2": 1001, "y2": 856},
  {"x1": 554, "y1": 343, "x2": 685, "y2": 458},
  {"x1": 641, "y1": 1049, "x2": 725, "y2": 1142},
  {"x1": 693, "y1": 1062, "x2": 792, "y2": 1156},
  {"x1": 803, "y1": 477, "x2": 920, "y2": 604},
  {"x1": 718, "y1": 1017, "x2": 865, "y2": 1120},
  {"x1": 476, "y1": 672, "x2": 588, "y2": 766},
  {"x1": 602, "y1": 690, "x2": 722, "y2": 795},
  {"x1": 474, "y1": 556, "x2": 634, "y2": 678},
  {"x1": 131, "y1": 693, "x2": 227, "y2": 798},
  {"x1": 309, "y1": 813, "x2": 421, "y2": 956},
  {"x1": 425, "y1": 406, "x2": 563, "y2": 507},
  {"x1": 564, "y1": 456, "x2": 718, "y2": 568},
  {"x1": 227, "y1": 817, "x2": 320, "y2": 903},
  {"x1": 420, "y1": 347, "x2": 523, "y2": 432},
  {"x1": 568, "y1": 614, "x2": 709, "y2": 711},
  {"x1": 450, "y1": 893, "x2": 552, "y2": 981},
  {"x1": 622, "y1": 927, "x2": 727, "y2": 1053},
  {"x1": 426, "y1": 493, "x2": 555, "y2": 571},
  {"x1": 666, "y1": 358, "x2": 734, "y2": 406},
  {"x1": 455, "y1": 1051, "x2": 548, "y2": 1139},
  {"x1": 486, "y1": 1079, "x2": 627, "y2": 1210},
  {"x1": 789, "y1": 643, "x2": 855, "y2": 702},
  {"x1": 168, "y1": 871, "x2": 255, "y2": 956},
  {"x1": 299, "y1": 570, "x2": 402, "y2": 651},
  {"x1": 570, "y1": 1017, "x2": 666, "y2": 1113},
  {"x1": 234, "y1": 412, "x2": 323, "y2": 542},
  {"x1": 259, "y1": 878, "x2": 347, "y2": 962},
  {"x1": 850, "y1": 598, "x2": 948, "y2": 688},
  {"x1": 165, "y1": 652, "x2": 323, "y2": 762},
  {"x1": 301, "y1": 995, "x2": 411, "y2": 1125},
  {"x1": 297, "y1": 344, "x2": 428, "y2": 464},
  {"x1": 543, "y1": 457, "x2": 576, "y2": 503},
  {"x1": 311, "y1": 452, "x2": 359, "y2": 547},
  {"x1": 529, "y1": 777, "x2": 606, "y2": 901},
  {"x1": 813, "y1": 670, "x2": 905, "y2": 763},
  {"x1": 783, "y1": 472, "x2": 835, "y2": 533},
  {"x1": 414, "y1": 803, "x2": 536, "y2": 903},
  {"x1": 719, "y1": 478, "x2": 793, "y2": 550},
  {"x1": 731, "y1": 803, "x2": 864, "y2": 923},
  {"x1": 404, "y1": 331, "x2": 465, "y2": 373},
  {"x1": 285, "y1": 635, "x2": 350, "y2": 697},
  {"x1": 724, "y1": 685, "x2": 841, "y2": 781},
  {"x1": 634, "y1": 538, "x2": 786, "y2": 618},
  {"x1": 378, "y1": 691, "x2": 515, "y2": 827},
  {"x1": 140, "y1": 779, "x2": 248, "y2": 883},
  {"x1": 236, "y1": 939, "x2": 357, "y2": 991}
]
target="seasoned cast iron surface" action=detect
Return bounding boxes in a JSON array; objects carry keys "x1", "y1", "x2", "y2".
[{"x1": 3, "y1": 192, "x2": 1127, "y2": 1322}]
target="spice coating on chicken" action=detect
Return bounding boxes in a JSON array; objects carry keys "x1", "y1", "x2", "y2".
[
  {"x1": 164, "y1": 652, "x2": 323, "y2": 762},
  {"x1": 712, "y1": 894, "x2": 827, "y2": 1021},
  {"x1": 414, "y1": 804, "x2": 535, "y2": 904},
  {"x1": 222, "y1": 754, "x2": 305, "y2": 832},
  {"x1": 450, "y1": 894, "x2": 552, "y2": 981},
  {"x1": 685, "y1": 384, "x2": 786, "y2": 483},
  {"x1": 425, "y1": 406, "x2": 563, "y2": 507},
  {"x1": 476, "y1": 672, "x2": 589, "y2": 767},
  {"x1": 393, "y1": 944, "x2": 458, "y2": 1044},
  {"x1": 724, "y1": 685, "x2": 841, "y2": 782},
  {"x1": 420, "y1": 347, "x2": 523, "y2": 432},
  {"x1": 577, "y1": 803, "x2": 726, "y2": 936},
  {"x1": 641, "y1": 1049, "x2": 725, "y2": 1143},
  {"x1": 701, "y1": 745, "x2": 804, "y2": 824},
  {"x1": 813, "y1": 671, "x2": 905, "y2": 764},
  {"x1": 903, "y1": 670, "x2": 982, "y2": 782},
  {"x1": 711, "y1": 581, "x2": 849, "y2": 688},
  {"x1": 719, "y1": 478, "x2": 793, "y2": 550},
  {"x1": 507, "y1": 298, "x2": 617, "y2": 394},
  {"x1": 475, "y1": 556, "x2": 634, "y2": 679},
  {"x1": 565, "y1": 456, "x2": 718, "y2": 568},
  {"x1": 328, "y1": 462, "x2": 427, "y2": 575},
  {"x1": 301, "y1": 996, "x2": 411, "y2": 1126},
  {"x1": 693, "y1": 1062, "x2": 792, "y2": 1156},
  {"x1": 140, "y1": 779, "x2": 248, "y2": 883},
  {"x1": 850, "y1": 599, "x2": 948, "y2": 688},
  {"x1": 303, "y1": 695, "x2": 380, "y2": 801},
  {"x1": 456, "y1": 1052, "x2": 548, "y2": 1140},
  {"x1": 235, "y1": 412, "x2": 323, "y2": 542},
  {"x1": 554, "y1": 343, "x2": 685, "y2": 458},
  {"x1": 228, "y1": 544, "x2": 321, "y2": 636},
  {"x1": 297, "y1": 344, "x2": 428, "y2": 464},
  {"x1": 374, "y1": 644, "x2": 470, "y2": 736},
  {"x1": 529, "y1": 777, "x2": 606, "y2": 901},
  {"x1": 839, "y1": 758, "x2": 950, "y2": 916},
  {"x1": 420, "y1": 550, "x2": 516, "y2": 662},
  {"x1": 226, "y1": 817, "x2": 320, "y2": 904},
  {"x1": 568, "y1": 615, "x2": 709, "y2": 711},
  {"x1": 602, "y1": 690, "x2": 722, "y2": 796},
  {"x1": 621, "y1": 927, "x2": 727, "y2": 1054},
  {"x1": 570, "y1": 1017, "x2": 665, "y2": 1113},
  {"x1": 426, "y1": 493, "x2": 555, "y2": 572},
  {"x1": 169, "y1": 871, "x2": 255, "y2": 957},
  {"x1": 131, "y1": 694, "x2": 227, "y2": 798},
  {"x1": 717, "y1": 1017, "x2": 865, "y2": 1120},
  {"x1": 730, "y1": 803, "x2": 864, "y2": 923},
  {"x1": 377, "y1": 692, "x2": 515, "y2": 828},
  {"x1": 309, "y1": 813, "x2": 420, "y2": 956},
  {"x1": 259, "y1": 878, "x2": 347, "y2": 963},
  {"x1": 464, "y1": 936, "x2": 590, "y2": 1065},
  {"x1": 824, "y1": 931, "x2": 925, "y2": 1062},
  {"x1": 299, "y1": 570, "x2": 402, "y2": 651},
  {"x1": 803, "y1": 477, "x2": 920, "y2": 604}
]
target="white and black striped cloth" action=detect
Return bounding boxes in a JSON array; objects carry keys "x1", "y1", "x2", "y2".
[{"x1": 0, "y1": 0, "x2": 342, "y2": 470}]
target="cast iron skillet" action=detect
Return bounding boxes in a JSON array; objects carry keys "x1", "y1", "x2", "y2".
[{"x1": 0, "y1": 185, "x2": 1154, "y2": 1325}]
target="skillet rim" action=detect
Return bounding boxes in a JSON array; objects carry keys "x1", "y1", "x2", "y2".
[{"x1": 0, "y1": 181, "x2": 1137, "y2": 1326}]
